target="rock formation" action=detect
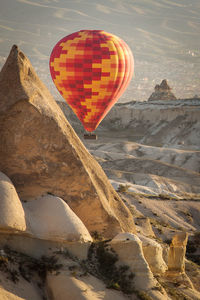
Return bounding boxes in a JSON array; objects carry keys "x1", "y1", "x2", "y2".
[
  {"x1": 0, "y1": 173, "x2": 92, "y2": 259},
  {"x1": 139, "y1": 235, "x2": 167, "y2": 275},
  {"x1": 0, "y1": 273, "x2": 43, "y2": 300},
  {"x1": 148, "y1": 79, "x2": 177, "y2": 101},
  {"x1": 47, "y1": 273, "x2": 128, "y2": 300},
  {"x1": 166, "y1": 232, "x2": 196, "y2": 291},
  {"x1": 110, "y1": 233, "x2": 167, "y2": 299},
  {"x1": 167, "y1": 232, "x2": 188, "y2": 273},
  {"x1": 0, "y1": 45, "x2": 136, "y2": 238},
  {"x1": 0, "y1": 172, "x2": 26, "y2": 233},
  {"x1": 24, "y1": 194, "x2": 92, "y2": 243}
]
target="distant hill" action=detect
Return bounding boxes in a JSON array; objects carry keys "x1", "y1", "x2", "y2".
[{"x1": 57, "y1": 97, "x2": 200, "y2": 150}]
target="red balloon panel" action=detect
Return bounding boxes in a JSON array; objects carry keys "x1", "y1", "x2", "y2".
[{"x1": 50, "y1": 30, "x2": 134, "y2": 131}]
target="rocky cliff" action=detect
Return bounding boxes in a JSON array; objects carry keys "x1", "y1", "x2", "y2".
[
  {"x1": 58, "y1": 96, "x2": 200, "y2": 151},
  {"x1": 102, "y1": 98, "x2": 200, "y2": 150}
]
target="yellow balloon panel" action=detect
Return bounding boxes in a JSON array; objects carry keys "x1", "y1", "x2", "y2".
[{"x1": 50, "y1": 30, "x2": 134, "y2": 131}]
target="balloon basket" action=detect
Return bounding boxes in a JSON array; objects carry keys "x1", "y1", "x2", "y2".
[{"x1": 84, "y1": 134, "x2": 97, "y2": 140}]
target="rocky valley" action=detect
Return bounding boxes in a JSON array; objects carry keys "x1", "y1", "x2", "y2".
[{"x1": 0, "y1": 46, "x2": 199, "y2": 300}]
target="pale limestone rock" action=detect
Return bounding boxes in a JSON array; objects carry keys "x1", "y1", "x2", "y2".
[
  {"x1": 0, "y1": 233, "x2": 90, "y2": 260},
  {"x1": 46, "y1": 272, "x2": 129, "y2": 300},
  {"x1": 24, "y1": 194, "x2": 92, "y2": 243},
  {"x1": 0, "y1": 172, "x2": 26, "y2": 232},
  {"x1": 110, "y1": 233, "x2": 168, "y2": 299},
  {"x1": 0, "y1": 45, "x2": 136, "y2": 238},
  {"x1": 168, "y1": 232, "x2": 188, "y2": 273},
  {"x1": 139, "y1": 235, "x2": 167, "y2": 275},
  {"x1": 110, "y1": 233, "x2": 154, "y2": 290}
]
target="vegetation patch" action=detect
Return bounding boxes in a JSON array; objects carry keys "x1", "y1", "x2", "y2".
[
  {"x1": 55, "y1": 240, "x2": 153, "y2": 297},
  {"x1": 149, "y1": 217, "x2": 173, "y2": 231},
  {"x1": 136, "y1": 291, "x2": 154, "y2": 300},
  {"x1": 91, "y1": 230, "x2": 103, "y2": 241},
  {"x1": 85, "y1": 240, "x2": 135, "y2": 294},
  {"x1": 117, "y1": 184, "x2": 130, "y2": 193},
  {"x1": 0, "y1": 247, "x2": 62, "y2": 285},
  {"x1": 126, "y1": 191, "x2": 200, "y2": 202},
  {"x1": 161, "y1": 282, "x2": 191, "y2": 300}
]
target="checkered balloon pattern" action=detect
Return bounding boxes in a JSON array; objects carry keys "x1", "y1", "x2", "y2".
[{"x1": 49, "y1": 30, "x2": 134, "y2": 132}]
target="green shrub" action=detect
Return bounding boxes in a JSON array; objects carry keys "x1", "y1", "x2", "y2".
[
  {"x1": 2, "y1": 247, "x2": 63, "y2": 284},
  {"x1": 91, "y1": 230, "x2": 103, "y2": 241},
  {"x1": 27, "y1": 255, "x2": 63, "y2": 281},
  {"x1": 87, "y1": 241, "x2": 135, "y2": 294},
  {"x1": 117, "y1": 184, "x2": 130, "y2": 193},
  {"x1": 136, "y1": 291, "x2": 153, "y2": 300}
]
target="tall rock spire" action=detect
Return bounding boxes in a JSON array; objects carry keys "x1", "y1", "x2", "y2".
[{"x1": 0, "y1": 45, "x2": 136, "y2": 238}]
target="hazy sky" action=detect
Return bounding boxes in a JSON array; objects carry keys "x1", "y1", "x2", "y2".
[{"x1": 0, "y1": 0, "x2": 200, "y2": 101}]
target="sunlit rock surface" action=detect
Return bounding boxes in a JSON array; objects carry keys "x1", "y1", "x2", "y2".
[
  {"x1": 0, "y1": 45, "x2": 136, "y2": 238},
  {"x1": 0, "y1": 172, "x2": 26, "y2": 233}
]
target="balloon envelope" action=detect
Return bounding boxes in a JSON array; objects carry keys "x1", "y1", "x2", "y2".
[{"x1": 49, "y1": 30, "x2": 134, "y2": 132}]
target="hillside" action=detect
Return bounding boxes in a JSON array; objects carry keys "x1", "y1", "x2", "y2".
[
  {"x1": 58, "y1": 97, "x2": 200, "y2": 150},
  {"x1": 58, "y1": 97, "x2": 200, "y2": 236}
]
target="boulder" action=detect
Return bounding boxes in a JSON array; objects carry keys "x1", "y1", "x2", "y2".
[
  {"x1": 23, "y1": 194, "x2": 92, "y2": 259},
  {"x1": 0, "y1": 45, "x2": 136, "y2": 238},
  {"x1": 148, "y1": 79, "x2": 177, "y2": 101},
  {"x1": 0, "y1": 172, "x2": 26, "y2": 233},
  {"x1": 139, "y1": 235, "x2": 167, "y2": 275},
  {"x1": 110, "y1": 233, "x2": 167, "y2": 299},
  {"x1": 24, "y1": 195, "x2": 92, "y2": 243}
]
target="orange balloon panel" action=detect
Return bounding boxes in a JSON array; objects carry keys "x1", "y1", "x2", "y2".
[{"x1": 49, "y1": 30, "x2": 134, "y2": 132}]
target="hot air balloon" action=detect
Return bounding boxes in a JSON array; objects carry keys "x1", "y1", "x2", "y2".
[{"x1": 49, "y1": 30, "x2": 134, "y2": 138}]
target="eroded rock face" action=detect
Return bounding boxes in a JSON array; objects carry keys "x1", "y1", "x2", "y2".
[
  {"x1": 0, "y1": 45, "x2": 136, "y2": 238},
  {"x1": 0, "y1": 172, "x2": 26, "y2": 232},
  {"x1": 110, "y1": 233, "x2": 167, "y2": 299},
  {"x1": 139, "y1": 235, "x2": 167, "y2": 275},
  {"x1": 168, "y1": 232, "x2": 188, "y2": 273},
  {"x1": 148, "y1": 79, "x2": 177, "y2": 101}
]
